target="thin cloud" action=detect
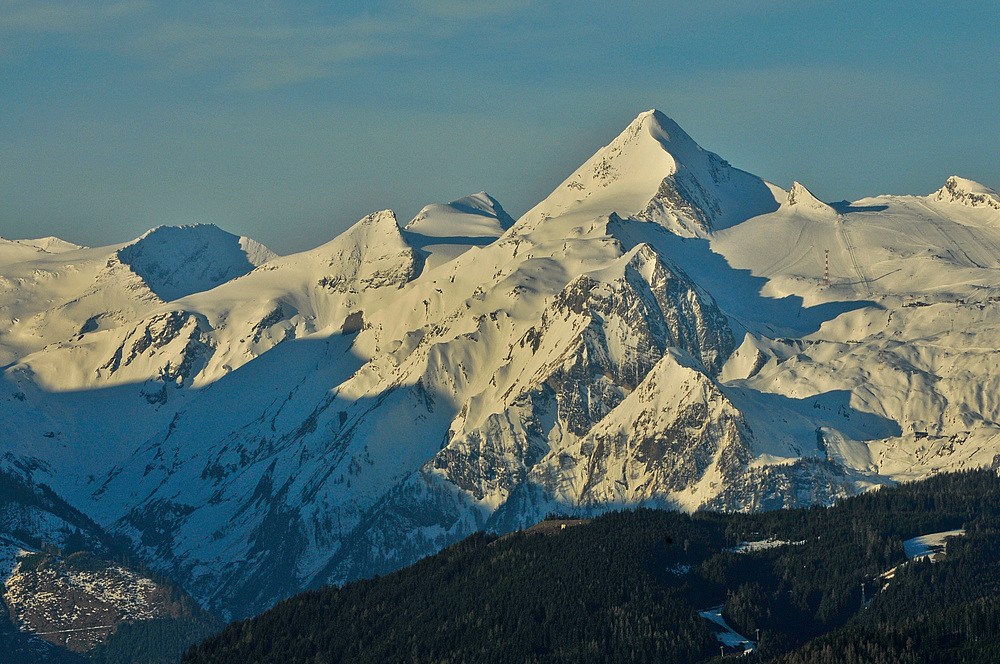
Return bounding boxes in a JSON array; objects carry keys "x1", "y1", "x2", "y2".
[
  {"x1": 125, "y1": 12, "x2": 416, "y2": 90},
  {"x1": 0, "y1": 0, "x2": 150, "y2": 33},
  {"x1": 0, "y1": 1, "x2": 513, "y2": 91},
  {"x1": 411, "y1": 0, "x2": 532, "y2": 20}
]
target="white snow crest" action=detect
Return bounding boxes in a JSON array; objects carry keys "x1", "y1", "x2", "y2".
[{"x1": 932, "y1": 176, "x2": 1000, "y2": 211}]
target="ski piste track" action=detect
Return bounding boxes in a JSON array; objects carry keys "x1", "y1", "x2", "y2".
[
  {"x1": 838, "y1": 215, "x2": 874, "y2": 296},
  {"x1": 918, "y1": 200, "x2": 1000, "y2": 270}
]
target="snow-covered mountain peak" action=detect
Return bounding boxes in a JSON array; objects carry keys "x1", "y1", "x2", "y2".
[
  {"x1": 637, "y1": 109, "x2": 709, "y2": 166},
  {"x1": 116, "y1": 224, "x2": 276, "y2": 302},
  {"x1": 400, "y1": 193, "x2": 515, "y2": 270},
  {"x1": 0, "y1": 236, "x2": 81, "y2": 266},
  {"x1": 513, "y1": 110, "x2": 691, "y2": 231},
  {"x1": 334, "y1": 209, "x2": 408, "y2": 254},
  {"x1": 15, "y1": 236, "x2": 80, "y2": 253},
  {"x1": 310, "y1": 209, "x2": 424, "y2": 292},
  {"x1": 448, "y1": 191, "x2": 513, "y2": 224},
  {"x1": 786, "y1": 181, "x2": 835, "y2": 214},
  {"x1": 517, "y1": 109, "x2": 779, "y2": 237},
  {"x1": 932, "y1": 176, "x2": 1000, "y2": 211},
  {"x1": 404, "y1": 192, "x2": 514, "y2": 238}
]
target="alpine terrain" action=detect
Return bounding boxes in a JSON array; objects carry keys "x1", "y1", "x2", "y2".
[{"x1": 3, "y1": 109, "x2": 1000, "y2": 634}]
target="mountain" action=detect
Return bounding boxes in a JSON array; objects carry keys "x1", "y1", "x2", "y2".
[
  {"x1": 2, "y1": 109, "x2": 1000, "y2": 624},
  {"x1": 516, "y1": 110, "x2": 779, "y2": 237},
  {"x1": 177, "y1": 470, "x2": 1000, "y2": 664},
  {"x1": 116, "y1": 225, "x2": 276, "y2": 302},
  {"x1": 0, "y1": 467, "x2": 218, "y2": 662},
  {"x1": 0, "y1": 236, "x2": 80, "y2": 267},
  {"x1": 933, "y1": 176, "x2": 1000, "y2": 211}
]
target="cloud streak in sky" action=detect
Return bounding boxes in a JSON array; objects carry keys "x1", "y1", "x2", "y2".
[
  {"x1": 0, "y1": 0, "x2": 150, "y2": 33},
  {"x1": 129, "y1": 12, "x2": 416, "y2": 90},
  {"x1": 0, "y1": 0, "x2": 533, "y2": 91}
]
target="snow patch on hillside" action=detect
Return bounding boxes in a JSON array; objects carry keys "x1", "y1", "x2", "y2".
[{"x1": 903, "y1": 529, "x2": 965, "y2": 560}]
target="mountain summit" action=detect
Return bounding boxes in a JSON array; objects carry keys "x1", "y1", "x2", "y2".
[
  {"x1": 932, "y1": 176, "x2": 1000, "y2": 211},
  {"x1": 116, "y1": 224, "x2": 276, "y2": 301},
  {"x1": 519, "y1": 109, "x2": 780, "y2": 236}
]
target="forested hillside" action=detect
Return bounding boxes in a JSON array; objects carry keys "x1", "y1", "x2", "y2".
[{"x1": 179, "y1": 469, "x2": 1000, "y2": 663}]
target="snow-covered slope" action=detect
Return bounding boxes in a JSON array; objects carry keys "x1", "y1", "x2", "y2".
[
  {"x1": 404, "y1": 192, "x2": 514, "y2": 270},
  {"x1": 3, "y1": 109, "x2": 1000, "y2": 620},
  {"x1": 0, "y1": 224, "x2": 273, "y2": 372},
  {"x1": 0, "y1": 236, "x2": 80, "y2": 266},
  {"x1": 116, "y1": 224, "x2": 275, "y2": 301}
]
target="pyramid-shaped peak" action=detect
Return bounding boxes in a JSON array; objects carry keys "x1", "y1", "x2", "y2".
[
  {"x1": 933, "y1": 176, "x2": 1000, "y2": 211},
  {"x1": 611, "y1": 109, "x2": 705, "y2": 164},
  {"x1": 636, "y1": 109, "x2": 695, "y2": 140},
  {"x1": 786, "y1": 182, "x2": 834, "y2": 213},
  {"x1": 359, "y1": 209, "x2": 400, "y2": 232},
  {"x1": 311, "y1": 209, "x2": 423, "y2": 290},
  {"x1": 341, "y1": 209, "x2": 412, "y2": 250},
  {"x1": 310, "y1": 209, "x2": 406, "y2": 257}
]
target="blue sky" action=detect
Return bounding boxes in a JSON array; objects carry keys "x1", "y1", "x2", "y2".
[{"x1": 1, "y1": 0, "x2": 997, "y2": 254}]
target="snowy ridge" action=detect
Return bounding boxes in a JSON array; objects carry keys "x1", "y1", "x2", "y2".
[
  {"x1": 517, "y1": 110, "x2": 779, "y2": 237},
  {"x1": 404, "y1": 192, "x2": 515, "y2": 270},
  {"x1": 3, "y1": 109, "x2": 1000, "y2": 619},
  {"x1": 786, "y1": 181, "x2": 836, "y2": 215},
  {"x1": 116, "y1": 224, "x2": 276, "y2": 301},
  {"x1": 0, "y1": 236, "x2": 80, "y2": 267},
  {"x1": 932, "y1": 176, "x2": 1000, "y2": 212},
  {"x1": 405, "y1": 191, "x2": 514, "y2": 238}
]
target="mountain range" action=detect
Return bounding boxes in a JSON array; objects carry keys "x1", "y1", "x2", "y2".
[{"x1": 3, "y1": 109, "x2": 1000, "y2": 628}]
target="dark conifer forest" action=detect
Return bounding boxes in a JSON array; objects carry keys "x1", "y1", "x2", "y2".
[{"x1": 176, "y1": 469, "x2": 1000, "y2": 663}]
